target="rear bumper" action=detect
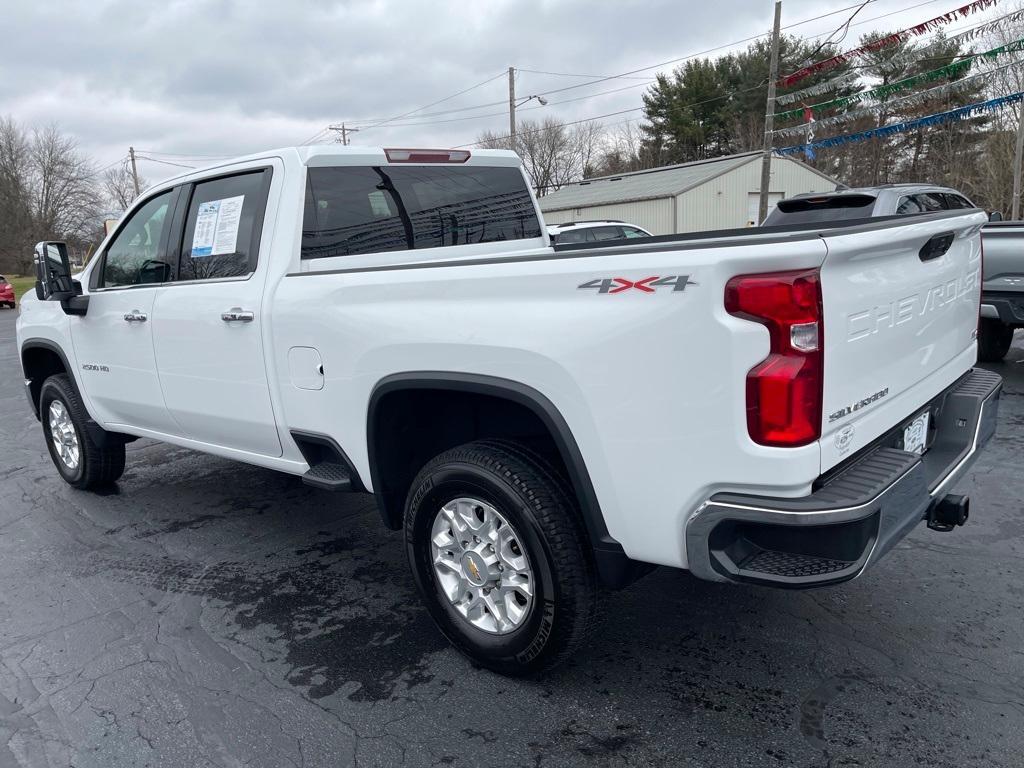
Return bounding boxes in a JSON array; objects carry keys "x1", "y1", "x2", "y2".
[
  {"x1": 685, "y1": 368, "x2": 1002, "y2": 589},
  {"x1": 981, "y1": 292, "x2": 1024, "y2": 325}
]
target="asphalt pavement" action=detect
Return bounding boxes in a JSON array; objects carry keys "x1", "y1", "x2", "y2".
[{"x1": 0, "y1": 307, "x2": 1021, "y2": 768}]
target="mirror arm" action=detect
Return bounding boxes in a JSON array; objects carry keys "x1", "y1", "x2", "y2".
[{"x1": 59, "y1": 294, "x2": 89, "y2": 316}]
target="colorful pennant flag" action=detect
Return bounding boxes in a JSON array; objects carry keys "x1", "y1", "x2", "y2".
[
  {"x1": 778, "y1": 0, "x2": 999, "y2": 87},
  {"x1": 775, "y1": 90, "x2": 1024, "y2": 155},
  {"x1": 773, "y1": 37, "x2": 1024, "y2": 122},
  {"x1": 773, "y1": 58, "x2": 1022, "y2": 137}
]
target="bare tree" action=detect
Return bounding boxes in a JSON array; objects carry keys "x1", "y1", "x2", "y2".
[
  {"x1": 589, "y1": 122, "x2": 648, "y2": 176},
  {"x1": 0, "y1": 118, "x2": 99, "y2": 273},
  {"x1": 102, "y1": 161, "x2": 145, "y2": 212},
  {"x1": 0, "y1": 118, "x2": 34, "y2": 274},
  {"x1": 972, "y1": 6, "x2": 1024, "y2": 215},
  {"x1": 477, "y1": 117, "x2": 604, "y2": 195}
]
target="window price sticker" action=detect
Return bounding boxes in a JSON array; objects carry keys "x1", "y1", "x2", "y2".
[{"x1": 191, "y1": 195, "x2": 244, "y2": 257}]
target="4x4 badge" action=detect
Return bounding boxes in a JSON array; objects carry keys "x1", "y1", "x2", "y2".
[{"x1": 578, "y1": 275, "x2": 696, "y2": 294}]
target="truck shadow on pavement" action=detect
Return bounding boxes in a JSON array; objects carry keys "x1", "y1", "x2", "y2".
[
  {"x1": 25, "y1": 344, "x2": 1024, "y2": 766},
  {"x1": 17, "y1": 427, "x2": 1024, "y2": 767}
]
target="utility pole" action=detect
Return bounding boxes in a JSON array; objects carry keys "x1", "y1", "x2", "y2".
[
  {"x1": 327, "y1": 124, "x2": 359, "y2": 145},
  {"x1": 1013, "y1": 104, "x2": 1024, "y2": 219},
  {"x1": 758, "y1": 0, "x2": 782, "y2": 225},
  {"x1": 508, "y1": 66, "x2": 516, "y2": 149},
  {"x1": 128, "y1": 146, "x2": 140, "y2": 198}
]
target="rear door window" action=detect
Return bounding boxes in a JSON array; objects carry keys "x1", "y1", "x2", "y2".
[
  {"x1": 943, "y1": 193, "x2": 974, "y2": 209},
  {"x1": 302, "y1": 165, "x2": 543, "y2": 259},
  {"x1": 590, "y1": 226, "x2": 623, "y2": 241},
  {"x1": 916, "y1": 193, "x2": 947, "y2": 212},
  {"x1": 553, "y1": 228, "x2": 594, "y2": 245},
  {"x1": 177, "y1": 169, "x2": 271, "y2": 281},
  {"x1": 896, "y1": 196, "x2": 924, "y2": 215}
]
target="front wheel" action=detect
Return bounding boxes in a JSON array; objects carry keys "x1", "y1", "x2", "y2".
[
  {"x1": 39, "y1": 374, "x2": 126, "y2": 489},
  {"x1": 978, "y1": 318, "x2": 1014, "y2": 362},
  {"x1": 404, "y1": 440, "x2": 599, "y2": 675}
]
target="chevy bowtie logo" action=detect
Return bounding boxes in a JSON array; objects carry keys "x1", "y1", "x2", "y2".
[{"x1": 577, "y1": 275, "x2": 697, "y2": 294}]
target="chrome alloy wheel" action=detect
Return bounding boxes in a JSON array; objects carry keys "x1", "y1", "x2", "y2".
[
  {"x1": 430, "y1": 497, "x2": 534, "y2": 635},
  {"x1": 48, "y1": 400, "x2": 80, "y2": 471}
]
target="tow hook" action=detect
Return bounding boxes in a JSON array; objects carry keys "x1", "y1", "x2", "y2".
[{"x1": 928, "y1": 494, "x2": 970, "y2": 532}]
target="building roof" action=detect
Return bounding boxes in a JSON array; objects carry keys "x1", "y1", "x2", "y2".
[{"x1": 539, "y1": 151, "x2": 835, "y2": 211}]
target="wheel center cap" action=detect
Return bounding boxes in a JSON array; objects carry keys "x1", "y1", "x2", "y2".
[{"x1": 461, "y1": 551, "x2": 488, "y2": 586}]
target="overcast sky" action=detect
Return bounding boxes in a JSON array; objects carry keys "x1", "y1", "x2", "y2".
[{"x1": 0, "y1": 0, "x2": 1003, "y2": 185}]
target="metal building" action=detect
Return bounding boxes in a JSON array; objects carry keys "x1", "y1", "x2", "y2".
[{"x1": 539, "y1": 151, "x2": 840, "y2": 234}]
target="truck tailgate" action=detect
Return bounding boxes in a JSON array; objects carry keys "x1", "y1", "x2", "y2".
[{"x1": 818, "y1": 212, "x2": 986, "y2": 471}]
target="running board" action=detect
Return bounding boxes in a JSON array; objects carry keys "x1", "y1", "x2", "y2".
[
  {"x1": 291, "y1": 430, "x2": 362, "y2": 493},
  {"x1": 302, "y1": 461, "x2": 353, "y2": 491}
]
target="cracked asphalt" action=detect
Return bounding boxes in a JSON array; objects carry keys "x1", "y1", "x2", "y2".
[{"x1": 0, "y1": 308, "x2": 1022, "y2": 768}]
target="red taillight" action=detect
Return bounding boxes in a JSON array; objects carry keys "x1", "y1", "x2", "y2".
[
  {"x1": 725, "y1": 269, "x2": 823, "y2": 447},
  {"x1": 384, "y1": 148, "x2": 471, "y2": 163}
]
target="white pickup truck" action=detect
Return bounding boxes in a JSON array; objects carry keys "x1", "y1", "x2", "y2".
[{"x1": 19, "y1": 146, "x2": 1002, "y2": 675}]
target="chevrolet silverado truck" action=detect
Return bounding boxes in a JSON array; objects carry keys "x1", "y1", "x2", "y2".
[
  {"x1": 979, "y1": 220, "x2": 1024, "y2": 362},
  {"x1": 18, "y1": 146, "x2": 1002, "y2": 675}
]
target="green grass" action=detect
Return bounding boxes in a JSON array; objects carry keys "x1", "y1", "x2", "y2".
[{"x1": 7, "y1": 275, "x2": 36, "y2": 301}]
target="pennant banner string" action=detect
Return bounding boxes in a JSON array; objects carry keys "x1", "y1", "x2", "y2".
[
  {"x1": 773, "y1": 57, "x2": 1024, "y2": 137},
  {"x1": 773, "y1": 37, "x2": 1024, "y2": 120},
  {"x1": 775, "y1": 90, "x2": 1024, "y2": 155},
  {"x1": 775, "y1": 5, "x2": 1024, "y2": 105},
  {"x1": 778, "y1": 0, "x2": 999, "y2": 87}
]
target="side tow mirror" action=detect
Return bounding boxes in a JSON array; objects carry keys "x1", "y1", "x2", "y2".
[
  {"x1": 33, "y1": 241, "x2": 89, "y2": 316},
  {"x1": 988, "y1": 210, "x2": 1004, "y2": 222}
]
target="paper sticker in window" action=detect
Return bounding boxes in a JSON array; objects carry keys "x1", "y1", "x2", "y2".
[{"x1": 191, "y1": 195, "x2": 245, "y2": 257}]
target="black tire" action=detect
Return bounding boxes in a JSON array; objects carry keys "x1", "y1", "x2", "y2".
[
  {"x1": 39, "y1": 374, "x2": 126, "y2": 490},
  {"x1": 978, "y1": 318, "x2": 1014, "y2": 362},
  {"x1": 405, "y1": 439, "x2": 599, "y2": 675}
]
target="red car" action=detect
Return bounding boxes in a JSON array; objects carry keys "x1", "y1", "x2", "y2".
[{"x1": 0, "y1": 276, "x2": 16, "y2": 309}]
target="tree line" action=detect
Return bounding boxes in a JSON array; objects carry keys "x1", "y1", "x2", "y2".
[
  {"x1": 478, "y1": 13, "x2": 1024, "y2": 213},
  {"x1": 0, "y1": 118, "x2": 142, "y2": 274}
]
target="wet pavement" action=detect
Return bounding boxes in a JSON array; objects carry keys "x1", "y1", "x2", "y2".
[{"x1": 0, "y1": 308, "x2": 1022, "y2": 767}]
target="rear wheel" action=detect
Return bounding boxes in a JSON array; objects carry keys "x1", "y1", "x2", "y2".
[
  {"x1": 978, "y1": 318, "x2": 1014, "y2": 362},
  {"x1": 39, "y1": 374, "x2": 126, "y2": 489},
  {"x1": 404, "y1": 440, "x2": 599, "y2": 675}
]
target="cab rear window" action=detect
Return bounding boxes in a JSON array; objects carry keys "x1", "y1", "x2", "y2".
[
  {"x1": 763, "y1": 194, "x2": 876, "y2": 226},
  {"x1": 302, "y1": 165, "x2": 543, "y2": 259}
]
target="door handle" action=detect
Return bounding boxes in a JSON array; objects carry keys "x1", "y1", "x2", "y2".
[
  {"x1": 221, "y1": 308, "x2": 255, "y2": 323},
  {"x1": 123, "y1": 310, "x2": 147, "y2": 323}
]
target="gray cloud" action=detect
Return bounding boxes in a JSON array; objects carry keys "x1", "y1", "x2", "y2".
[{"x1": 0, "y1": 0, "x2": 975, "y2": 183}]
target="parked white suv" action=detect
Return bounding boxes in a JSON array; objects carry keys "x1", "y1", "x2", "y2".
[
  {"x1": 546, "y1": 220, "x2": 651, "y2": 244},
  {"x1": 19, "y1": 146, "x2": 1001, "y2": 675}
]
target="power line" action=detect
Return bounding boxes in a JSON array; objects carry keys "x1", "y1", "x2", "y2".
[
  {"x1": 300, "y1": 127, "x2": 334, "y2": 146},
  {"x1": 133, "y1": 149, "x2": 234, "y2": 159},
  {"x1": 357, "y1": 70, "x2": 507, "y2": 131},
  {"x1": 134, "y1": 155, "x2": 196, "y2": 169},
  {"x1": 371, "y1": 80, "x2": 656, "y2": 129},
  {"x1": 800, "y1": 0, "x2": 873, "y2": 65},
  {"x1": 516, "y1": 67, "x2": 653, "y2": 81},
  {"x1": 454, "y1": 80, "x2": 769, "y2": 148},
  {"x1": 303, "y1": 1, "x2": 903, "y2": 139},
  {"x1": 84, "y1": 156, "x2": 129, "y2": 180},
  {"x1": 780, "y1": 0, "x2": 999, "y2": 85},
  {"x1": 485, "y1": 0, "x2": 937, "y2": 105},
  {"x1": 300, "y1": 0, "x2": 955, "y2": 144}
]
